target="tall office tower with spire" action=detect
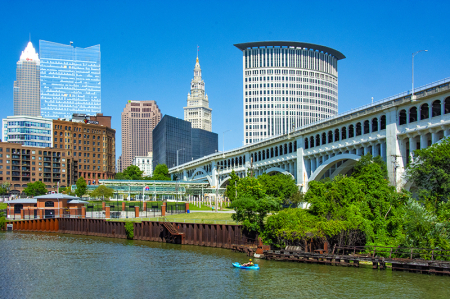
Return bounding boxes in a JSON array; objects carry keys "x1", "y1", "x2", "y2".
[
  {"x1": 39, "y1": 40, "x2": 101, "y2": 119},
  {"x1": 121, "y1": 100, "x2": 161, "y2": 171},
  {"x1": 183, "y1": 56, "x2": 212, "y2": 132},
  {"x1": 14, "y1": 42, "x2": 41, "y2": 116}
]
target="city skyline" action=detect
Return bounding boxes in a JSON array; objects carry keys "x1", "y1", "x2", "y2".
[{"x1": 0, "y1": 1, "x2": 449, "y2": 159}]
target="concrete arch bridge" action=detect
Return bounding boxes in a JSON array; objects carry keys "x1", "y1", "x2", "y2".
[{"x1": 170, "y1": 78, "x2": 450, "y2": 192}]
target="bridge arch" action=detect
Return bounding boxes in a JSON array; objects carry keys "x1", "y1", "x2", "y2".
[
  {"x1": 191, "y1": 168, "x2": 213, "y2": 185},
  {"x1": 309, "y1": 154, "x2": 361, "y2": 181},
  {"x1": 219, "y1": 176, "x2": 231, "y2": 188},
  {"x1": 262, "y1": 167, "x2": 295, "y2": 180}
]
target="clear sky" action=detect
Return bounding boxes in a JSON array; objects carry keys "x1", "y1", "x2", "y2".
[{"x1": 1, "y1": 0, "x2": 449, "y2": 158}]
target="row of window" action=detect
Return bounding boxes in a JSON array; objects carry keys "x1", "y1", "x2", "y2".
[
  {"x1": 398, "y1": 98, "x2": 450, "y2": 125},
  {"x1": 305, "y1": 116, "x2": 387, "y2": 149},
  {"x1": 252, "y1": 141, "x2": 298, "y2": 162}
]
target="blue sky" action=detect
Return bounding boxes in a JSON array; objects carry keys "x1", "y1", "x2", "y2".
[{"x1": 1, "y1": 0, "x2": 449, "y2": 158}]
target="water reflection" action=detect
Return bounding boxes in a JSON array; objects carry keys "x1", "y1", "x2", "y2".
[{"x1": 1, "y1": 232, "x2": 448, "y2": 298}]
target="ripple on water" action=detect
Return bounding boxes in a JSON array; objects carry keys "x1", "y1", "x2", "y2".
[{"x1": 1, "y1": 232, "x2": 449, "y2": 299}]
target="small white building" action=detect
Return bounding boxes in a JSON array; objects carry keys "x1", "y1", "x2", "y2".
[{"x1": 132, "y1": 153, "x2": 153, "y2": 177}]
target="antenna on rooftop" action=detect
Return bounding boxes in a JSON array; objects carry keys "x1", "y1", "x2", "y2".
[{"x1": 371, "y1": 97, "x2": 374, "y2": 104}]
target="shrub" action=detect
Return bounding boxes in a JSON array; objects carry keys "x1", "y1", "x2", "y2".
[
  {"x1": 0, "y1": 216, "x2": 6, "y2": 230},
  {"x1": 125, "y1": 222, "x2": 134, "y2": 240}
]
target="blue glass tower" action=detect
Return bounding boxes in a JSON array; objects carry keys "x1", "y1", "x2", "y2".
[{"x1": 39, "y1": 40, "x2": 101, "y2": 119}]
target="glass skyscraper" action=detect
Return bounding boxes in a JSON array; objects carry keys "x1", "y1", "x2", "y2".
[
  {"x1": 153, "y1": 115, "x2": 218, "y2": 170},
  {"x1": 39, "y1": 40, "x2": 101, "y2": 119}
]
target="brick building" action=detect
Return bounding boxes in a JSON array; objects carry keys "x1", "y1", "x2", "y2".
[
  {"x1": 52, "y1": 114, "x2": 115, "y2": 185},
  {"x1": 0, "y1": 142, "x2": 74, "y2": 194}
]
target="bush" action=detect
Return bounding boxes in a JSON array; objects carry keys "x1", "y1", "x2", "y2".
[
  {"x1": 125, "y1": 222, "x2": 134, "y2": 240},
  {"x1": 0, "y1": 216, "x2": 6, "y2": 230}
]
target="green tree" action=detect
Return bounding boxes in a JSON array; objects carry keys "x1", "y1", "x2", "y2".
[
  {"x1": 264, "y1": 154, "x2": 406, "y2": 249},
  {"x1": 75, "y1": 177, "x2": 88, "y2": 197},
  {"x1": 236, "y1": 176, "x2": 266, "y2": 200},
  {"x1": 257, "y1": 173, "x2": 298, "y2": 202},
  {"x1": 224, "y1": 170, "x2": 240, "y2": 202},
  {"x1": 115, "y1": 165, "x2": 144, "y2": 180},
  {"x1": 152, "y1": 164, "x2": 171, "y2": 181},
  {"x1": 288, "y1": 190, "x2": 305, "y2": 207},
  {"x1": 399, "y1": 198, "x2": 450, "y2": 250},
  {"x1": 231, "y1": 195, "x2": 282, "y2": 234},
  {"x1": 0, "y1": 182, "x2": 11, "y2": 195},
  {"x1": 23, "y1": 181, "x2": 48, "y2": 196},
  {"x1": 406, "y1": 137, "x2": 450, "y2": 210},
  {"x1": 0, "y1": 186, "x2": 7, "y2": 195},
  {"x1": 115, "y1": 172, "x2": 126, "y2": 180},
  {"x1": 90, "y1": 185, "x2": 114, "y2": 200},
  {"x1": 230, "y1": 175, "x2": 281, "y2": 234}
]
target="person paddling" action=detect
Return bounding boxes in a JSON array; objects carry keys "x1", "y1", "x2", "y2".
[{"x1": 243, "y1": 259, "x2": 254, "y2": 267}]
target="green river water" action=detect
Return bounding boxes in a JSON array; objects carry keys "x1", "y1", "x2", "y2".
[{"x1": 1, "y1": 232, "x2": 448, "y2": 298}]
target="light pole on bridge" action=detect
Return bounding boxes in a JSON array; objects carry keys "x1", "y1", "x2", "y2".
[
  {"x1": 412, "y1": 50, "x2": 428, "y2": 101},
  {"x1": 223, "y1": 130, "x2": 231, "y2": 157},
  {"x1": 176, "y1": 148, "x2": 185, "y2": 167}
]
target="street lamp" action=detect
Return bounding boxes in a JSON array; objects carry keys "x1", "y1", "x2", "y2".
[
  {"x1": 411, "y1": 49, "x2": 428, "y2": 101},
  {"x1": 176, "y1": 148, "x2": 185, "y2": 167},
  {"x1": 223, "y1": 130, "x2": 231, "y2": 155}
]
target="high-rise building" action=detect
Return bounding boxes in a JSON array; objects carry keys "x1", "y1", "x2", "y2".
[
  {"x1": 183, "y1": 56, "x2": 212, "y2": 132},
  {"x1": 14, "y1": 42, "x2": 41, "y2": 117},
  {"x1": 234, "y1": 41, "x2": 345, "y2": 144},
  {"x1": 39, "y1": 40, "x2": 101, "y2": 119},
  {"x1": 121, "y1": 100, "x2": 161, "y2": 171},
  {"x1": 2, "y1": 116, "x2": 53, "y2": 148},
  {"x1": 153, "y1": 115, "x2": 218, "y2": 170}
]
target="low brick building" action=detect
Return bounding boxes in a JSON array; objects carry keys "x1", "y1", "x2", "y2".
[{"x1": 5, "y1": 193, "x2": 88, "y2": 219}]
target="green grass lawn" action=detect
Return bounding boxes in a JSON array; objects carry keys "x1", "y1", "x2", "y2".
[
  {"x1": 107, "y1": 212, "x2": 236, "y2": 224},
  {"x1": 0, "y1": 203, "x2": 7, "y2": 209}
]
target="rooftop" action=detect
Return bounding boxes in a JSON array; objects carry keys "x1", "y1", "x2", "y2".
[{"x1": 234, "y1": 41, "x2": 346, "y2": 60}]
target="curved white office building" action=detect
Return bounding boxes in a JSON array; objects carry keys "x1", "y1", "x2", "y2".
[{"x1": 234, "y1": 41, "x2": 345, "y2": 144}]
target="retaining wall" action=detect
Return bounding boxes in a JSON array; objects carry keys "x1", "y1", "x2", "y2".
[{"x1": 7, "y1": 218, "x2": 257, "y2": 248}]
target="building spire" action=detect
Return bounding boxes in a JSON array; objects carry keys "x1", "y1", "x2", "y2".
[{"x1": 197, "y1": 45, "x2": 199, "y2": 62}]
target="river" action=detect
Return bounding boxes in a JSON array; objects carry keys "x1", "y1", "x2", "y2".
[{"x1": 1, "y1": 232, "x2": 448, "y2": 298}]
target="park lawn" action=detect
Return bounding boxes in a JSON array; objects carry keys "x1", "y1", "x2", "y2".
[
  {"x1": 164, "y1": 212, "x2": 235, "y2": 224},
  {"x1": 188, "y1": 204, "x2": 233, "y2": 211},
  {"x1": 107, "y1": 212, "x2": 236, "y2": 225}
]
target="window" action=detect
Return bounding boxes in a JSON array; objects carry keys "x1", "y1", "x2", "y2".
[{"x1": 14, "y1": 204, "x2": 23, "y2": 214}]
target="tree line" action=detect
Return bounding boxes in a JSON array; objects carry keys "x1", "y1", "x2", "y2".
[{"x1": 226, "y1": 137, "x2": 450, "y2": 251}]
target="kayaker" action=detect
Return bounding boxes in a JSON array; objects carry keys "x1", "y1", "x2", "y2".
[{"x1": 243, "y1": 259, "x2": 254, "y2": 267}]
